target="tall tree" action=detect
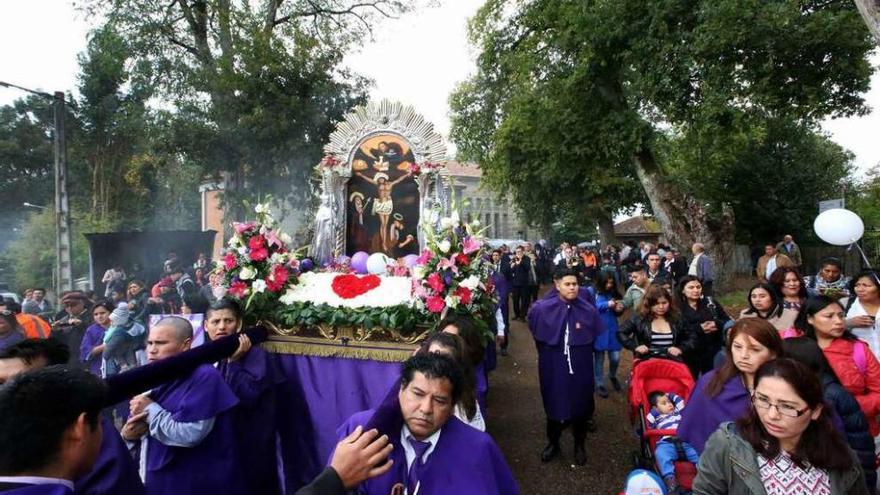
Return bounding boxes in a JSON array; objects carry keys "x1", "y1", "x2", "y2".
[
  {"x1": 81, "y1": 0, "x2": 413, "y2": 217},
  {"x1": 451, "y1": 0, "x2": 873, "y2": 287}
]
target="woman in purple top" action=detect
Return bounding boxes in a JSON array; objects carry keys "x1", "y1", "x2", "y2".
[
  {"x1": 678, "y1": 318, "x2": 783, "y2": 453},
  {"x1": 80, "y1": 301, "x2": 113, "y2": 376},
  {"x1": 0, "y1": 310, "x2": 25, "y2": 352}
]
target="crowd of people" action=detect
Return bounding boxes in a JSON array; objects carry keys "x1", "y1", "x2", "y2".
[{"x1": 2, "y1": 233, "x2": 880, "y2": 495}]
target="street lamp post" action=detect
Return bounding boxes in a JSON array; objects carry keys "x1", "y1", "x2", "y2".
[{"x1": 1, "y1": 81, "x2": 74, "y2": 295}]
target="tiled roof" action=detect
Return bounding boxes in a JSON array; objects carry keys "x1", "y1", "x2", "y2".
[
  {"x1": 444, "y1": 161, "x2": 482, "y2": 178},
  {"x1": 614, "y1": 216, "x2": 661, "y2": 235}
]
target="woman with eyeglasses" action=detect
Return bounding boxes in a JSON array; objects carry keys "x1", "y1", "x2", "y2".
[
  {"x1": 800, "y1": 296, "x2": 880, "y2": 438},
  {"x1": 0, "y1": 310, "x2": 25, "y2": 352},
  {"x1": 694, "y1": 358, "x2": 867, "y2": 494}
]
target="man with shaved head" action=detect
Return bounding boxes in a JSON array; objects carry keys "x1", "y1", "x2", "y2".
[{"x1": 122, "y1": 316, "x2": 245, "y2": 495}]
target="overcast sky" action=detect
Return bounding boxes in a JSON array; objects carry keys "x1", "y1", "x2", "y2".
[{"x1": 1, "y1": 1, "x2": 878, "y2": 175}]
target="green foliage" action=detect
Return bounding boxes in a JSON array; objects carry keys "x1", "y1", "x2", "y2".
[
  {"x1": 79, "y1": 0, "x2": 413, "y2": 211},
  {"x1": 661, "y1": 115, "x2": 855, "y2": 243},
  {"x1": 451, "y1": 0, "x2": 874, "y2": 238},
  {"x1": 276, "y1": 302, "x2": 427, "y2": 335},
  {"x1": 850, "y1": 166, "x2": 880, "y2": 230}
]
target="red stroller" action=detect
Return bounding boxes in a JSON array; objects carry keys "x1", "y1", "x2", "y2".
[{"x1": 627, "y1": 356, "x2": 697, "y2": 492}]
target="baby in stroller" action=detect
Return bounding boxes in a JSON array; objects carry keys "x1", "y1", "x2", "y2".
[{"x1": 646, "y1": 391, "x2": 700, "y2": 494}]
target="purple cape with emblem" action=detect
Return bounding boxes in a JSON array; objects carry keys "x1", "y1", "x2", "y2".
[
  {"x1": 144, "y1": 364, "x2": 245, "y2": 495},
  {"x1": 528, "y1": 295, "x2": 602, "y2": 420},
  {"x1": 678, "y1": 369, "x2": 750, "y2": 454},
  {"x1": 217, "y1": 345, "x2": 285, "y2": 495},
  {"x1": 74, "y1": 417, "x2": 145, "y2": 495},
  {"x1": 337, "y1": 409, "x2": 519, "y2": 495}
]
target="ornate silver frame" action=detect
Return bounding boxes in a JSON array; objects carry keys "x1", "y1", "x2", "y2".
[{"x1": 310, "y1": 100, "x2": 450, "y2": 262}]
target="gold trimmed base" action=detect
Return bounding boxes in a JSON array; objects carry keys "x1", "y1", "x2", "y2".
[{"x1": 264, "y1": 334, "x2": 419, "y2": 362}]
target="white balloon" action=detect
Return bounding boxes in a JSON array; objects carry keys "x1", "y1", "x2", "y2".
[
  {"x1": 366, "y1": 253, "x2": 391, "y2": 274},
  {"x1": 813, "y1": 208, "x2": 864, "y2": 246}
]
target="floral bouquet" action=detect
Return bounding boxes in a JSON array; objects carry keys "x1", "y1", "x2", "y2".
[
  {"x1": 408, "y1": 161, "x2": 443, "y2": 178},
  {"x1": 218, "y1": 202, "x2": 299, "y2": 321},
  {"x1": 411, "y1": 211, "x2": 497, "y2": 333}
]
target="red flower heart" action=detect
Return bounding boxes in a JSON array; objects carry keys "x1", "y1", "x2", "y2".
[{"x1": 331, "y1": 274, "x2": 382, "y2": 299}]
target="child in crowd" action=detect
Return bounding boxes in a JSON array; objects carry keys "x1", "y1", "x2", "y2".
[{"x1": 646, "y1": 390, "x2": 700, "y2": 494}]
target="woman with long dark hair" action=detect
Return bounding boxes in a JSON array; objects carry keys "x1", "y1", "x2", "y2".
[
  {"x1": 799, "y1": 296, "x2": 880, "y2": 438},
  {"x1": 591, "y1": 270, "x2": 625, "y2": 397},
  {"x1": 694, "y1": 358, "x2": 867, "y2": 494},
  {"x1": 676, "y1": 275, "x2": 732, "y2": 378},
  {"x1": 678, "y1": 319, "x2": 784, "y2": 453},
  {"x1": 440, "y1": 313, "x2": 488, "y2": 411},
  {"x1": 617, "y1": 285, "x2": 694, "y2": 360},
  {"x1": 739, "y1": 283, "x2": 798, "y2": 335},
  {"x1": 769, "y1": 266, "x2": 807, "y2": 312}
]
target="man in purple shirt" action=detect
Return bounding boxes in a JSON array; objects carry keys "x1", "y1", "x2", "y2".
[{"x1": 0, "y1": 367, "x2": 105, "y2": 495}]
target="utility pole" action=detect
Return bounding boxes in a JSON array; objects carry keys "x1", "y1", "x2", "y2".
[
  {"x1": 0, "y1": 81, "x2": 73, "y2": 295},
  {"x1": 53, "y1": 91, "x2": 73, "y2": 293}
]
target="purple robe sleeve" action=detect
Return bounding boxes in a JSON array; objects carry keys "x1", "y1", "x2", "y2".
[
  {"x1": 74, "y1": 417, "x2": 146, "y2": 495},
  {"x1": 678, "y1": 371, "x2": 750, "y2": 454},
  {"x1": 222, "y1": 347, "x2": 274, "y2": 407}
]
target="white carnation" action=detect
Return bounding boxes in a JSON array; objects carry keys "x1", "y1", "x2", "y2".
[
  {"x1": 252, "y1": 279, "x2": 267, "y2": 293},
  {"x1": 239, "y1": 266, "x2": 257, "y2": 280},
  {"x1": 237, "y1": 247, "x2": 247, "y2": 255},
  {"x1": 460, "y1": 275, "x2": 481, "y2": 290},
  {"x1": 438, "y1": 240, "x2": 451, "y2": 253},
  {"x1": 412, "y1": 266, "x2": 426, "y2": 280},
  {"x1": 445, "y1": 295, "x2": 459, "y2": 309}
]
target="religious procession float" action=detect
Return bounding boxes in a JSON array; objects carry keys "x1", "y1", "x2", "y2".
[
  {"x1": 213, "y1": 101, "x2": 500, "y2": 484},
  {"x1": 218, "y1": 100, "x2": 498, "y2": 360}
]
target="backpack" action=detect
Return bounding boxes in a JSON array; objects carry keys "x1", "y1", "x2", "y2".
[{"x1": 854, "y1": 340, "x2": 868, "y2": 376}]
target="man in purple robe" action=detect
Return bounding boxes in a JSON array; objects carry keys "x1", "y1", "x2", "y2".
[
  {"x1": 205, "y1": 299, "x2": 285, "y2": 495},
  {"x1": 0, "y1": 367, "x2": 105, "y2": 495},
  {"x1": 334, "y1": 354, "x2": 519, "y2": 495},
  {"x1": 0, "y1": 339, "x2": 146, "y2": 495},
  {"x1": 528, "y1": 267, "x2": 603, "y2": 466},
  {"x1": 121, "y1": 317, "x2": 245, "y2": 495}
]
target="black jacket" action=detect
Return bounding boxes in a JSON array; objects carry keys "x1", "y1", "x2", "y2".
[
  {"x1": 510, "y1": 255, "x2": 532, "y2": 287},
  {"x1": 680, "y1": 298, "x2": 731, "y2": 355},
  {"x1": 294, "y1": 468, "x2": 346, "y2": 495},
  {"x1": 617, "y1": 315, "x2": 695, "y2": 356},
  {"x1": 822, "y1": 372, "x2": 877, "y2": 494}
]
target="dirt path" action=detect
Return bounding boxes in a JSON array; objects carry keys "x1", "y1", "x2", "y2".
[{"x1": 486, "y1": 317, "x2": 636, "y2": 494}]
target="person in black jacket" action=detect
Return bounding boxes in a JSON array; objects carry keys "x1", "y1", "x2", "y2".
[
  {"x1": 617, "y1": 285, "x2": 695, "y2": 360},
  {"x1": 784, "y1": 337, "x2": 877, "y2": 495},
  {"x1": 510, "y1": 245, "x2": 532, "y2": 320},
  {"x1": 676, "y1": 275, "x2": 732, "y2": 378}
]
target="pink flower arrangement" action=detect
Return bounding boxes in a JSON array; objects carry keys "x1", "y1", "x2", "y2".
[
  {"x1": 219, "y1": 202, "x2": 299, "y2": 311},
  {"x1": 412, "y1": 212, "x2": 495, "y2": 323}
]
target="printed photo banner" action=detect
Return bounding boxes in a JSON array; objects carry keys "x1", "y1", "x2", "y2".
[{"x1": 148, "y1": 313, "x2": 206, "y2": 348}]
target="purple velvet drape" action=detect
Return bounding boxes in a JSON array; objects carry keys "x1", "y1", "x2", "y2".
[{"x1": 273, "y1": 354, "x2": 402, "y2": 493}]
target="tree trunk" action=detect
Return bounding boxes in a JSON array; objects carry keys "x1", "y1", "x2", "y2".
[
  {"x1": 631, "y1": 147, "x2": 736, "y2": 291},
  {"x1": 596, "y1": 209, "x2": 618, "y2": 246},
  {"x1": 854, "y1": 0, "x2": 880, "y2": 46}
]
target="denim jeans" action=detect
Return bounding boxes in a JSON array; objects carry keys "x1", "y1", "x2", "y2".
[
  {"x1": 655, "y1": 438, "x2": 700, "y2": 477},
  {"x1": 593, "y1": 350, "x2": 621, "y2": 385}
]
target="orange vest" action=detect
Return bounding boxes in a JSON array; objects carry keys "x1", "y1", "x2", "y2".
[{"x1": 15, "y1": 313, "x2": 52, "y2": 339}]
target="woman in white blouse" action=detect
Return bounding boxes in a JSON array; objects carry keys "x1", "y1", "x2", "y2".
[{"x1": 845, "y1": 270, "x2": 880, "y2": 360}]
